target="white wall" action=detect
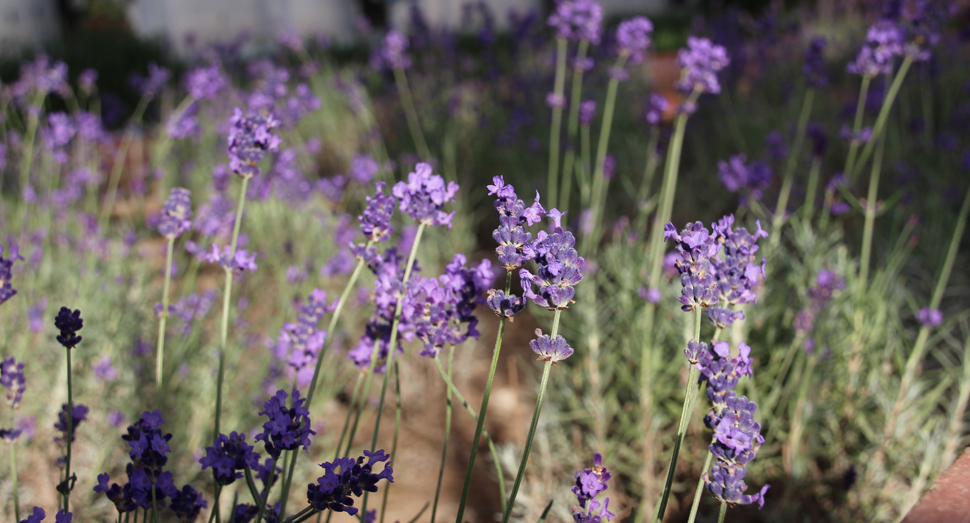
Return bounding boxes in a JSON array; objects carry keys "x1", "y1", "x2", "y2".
[
  {"x1": 389, "y1": 0, "x2": 544, "y2": 32},
  {"x1": 0, "y1": 0, "x2": 60, "y2": 51},
  {"x1": 127, "y1": 0, "x2": 358, "y2": 55}
]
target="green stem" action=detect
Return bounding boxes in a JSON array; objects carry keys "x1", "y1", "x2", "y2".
[
  {"x1": 454, "y1": 273, "x2": 512, "y2": 523},
  {"x1": 858, "y1": 134, "x2": 886, "y2": 291},
  {"x1": 802, "y1": 158, "x2": 821, "y2": 222},
  {"x1": 333, "y1": 372, "x2": 364, "y2": 461},
  {"x1": 155, "y1": 237, "x2": 176, "y2": 404},
  {"x1": 432, "y1": 354, "x2": 507, "y2": 513},
  {"x1": 850, "y1": 57, "x2": 914, "y2": 181},
  {"x1": 559, "y1": 39, "x2": 590, "y2": 212},
  {"x1": 343, "y1": 339, "x2": 383, "y2": 458},
  {"x1": 717, "y1": 501, "x2": 727, "y2": 523},
  {"x1": 307, "y1": 250, "x2": 370, "y2": 407},
  {"x1": 654, "y1": 310, "x2": 703, "y2": 523},
  {"x1": 214, "y1": 175, "x2": 250, "y2": 440},
  {"x1": 18, "y1": 93, "x2": 44, "y2": 200},
  {"x1": 769, "y1": 88, "x2": 815, "y2": 253},
  {"x1": 10, "y1": 438, "x2": 20, "y2": 521},
  {"x1": 788, "y1": 354, "x2": 818, "y2": 477},
  {"x1": 686, "y1": 451, "x2": 714, "y2": 523},
  {"x1": 362, "y1": 224, "x2": 426, "y2": 518},
  {"x1": 393, "y1": 67, "x2": 431, "y2": 160},
  {"x1": 547, "y1": 37, "x2": 569, "y2": 210},
  {"x1": 843, "y1": 76, "x2": 871, "y2": 182},
  {"x1": 244, "y1": 467, "x2": 266, "y2": 520},
  {"x1": 634, "y1": 128, "x2": 661, "y2": 234},
  {"x1": 430, "y1": 346, "x2": 456, "y2": 523},
  {"x1": 882, "y1": 180, "x2": 970, "y2": 446},
  {"x1": 378, "y1": 361, "x2": 404, "y2": 523},
  {"x1": 499, "y1": 353, "x2": 556, "y2": 523},
  {"x1": 584, "y1": 55, "x2": 628, "y2": 253},
  {"x1": 207, "y1": 486, "x2": 222, "y2": 523},
  {"x1": 278, "y1": 449, "x2": 298, "y2": 517},
  {"x1": 64, "y1": 348, "x2": 74, "y2": 512}
]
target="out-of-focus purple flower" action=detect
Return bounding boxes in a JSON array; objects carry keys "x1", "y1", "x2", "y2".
[
  {"x1": 546, "y1": 92, "x2": 566, "y2": 109},
  {"x1": 1, "y1": 356, "x2": 26, "y2": 409},
  {"x1": 677, "y1": 37, "x2": 730, "y2": 95},
  {"x1": 41, "y1": 112, "x2": 76, "y2": 164},
  {"x1": 392, "y1": 163, "x2": 459, "y2": 228},
  {"x1": 615, "y1": 16, "x2": 653, "y2": 65},
  {"x1": 356, "y1": 182, "x2": 396, "y2": 243},
  {"x1": 530, "y1": 329, "x2": 574, "y2": 363},
  {"x1": 638, "y1": 286, "x2": 662, "y2": 303},
  {"x1": 373, "y1": 30, "x2": 412, "y2": 70},
  {"x1": 206, "y1": 244, "x2": 257, "y2": 273},
  {"x1": 227, "y1": 108, "x2": 282, "y2": 178},
  {"x1": 158, "y1": 188, "x2": 193, "y2": 239},
  {"x1": 848, "y1": 21, "x2": 903, "y2": 77},
  {"x1": 276, "y1": 290, "x2": 336, "y2": 387},
  {"x1": 108, "y1": 410, "x2": 125, "y2": 427},
  {"x1": 794, "y1": 269, "x2": 845, "y2": 335},
  {"x1": 167, "y1": 102, "x2": 200, "y2": 140},
  {"x1": 93, "y1": 355, "x2": 118, "y2": 382},
  {"x1": 520, "y1": 210, "x2": 585, "y2": 309},
  {"x1": 917, "y1": 307, "x2": 943, "y2": 327},
  {"x1": 255, "y1": 389, "x2": 315, "y2": 459},
  {"x1": 718, "y1": 155, "x2": 773, "y2": 203},
  {"x1": 407, "y1": 254, "x2": 491, "y2": 357},
  {"x1": 78, "y1": 69, "x2": 98, "y2": 94},
  {"x1": 803, "y1": 37, "x2": 828, "y2": 87},
  {"x1": 571, "y1": 452, "x2": 614, "y2": 522},
  {"x1": 764, "y1": 131, "x2": 788, "y2": 163},
  {"x1": 603, "y1": 155, "x2": 615, "y2": 180},
  {"x1": 645, "y1": 93, "x2": 669, "y2": 125},
  {"x1": 1, "y1": 244, "x2": 23, "y2": 306},
  {"x1": 0, "y1": 143, "x2": 6, "y2": 171},
  {"x1": 350, "y1": 154, "x2": 380, "y2": 184},
  {"x1": 186, "y1": 63, "x2": 228, "y2": 100},
  {"x1": 547, "y1": 0, "x2": 603, "y2": 44},
  {"x1": 840, "y1": 125, "x2": 872, "y2": 144},
  {"x1": 28, "y1": 298, "x2": 47, "y2": 332},
  {"x1": 579, "y1": 100, "x2": 597, "y2": 126},
  {"x1": 130, "y1": 63, "x2": 171, "y2": 98},
  {"x1": 75, "y1": 111, "x2": 105, "y2": 143},
  {"x1": 806, "y1": 123, "x2": 828, "y2": 158},
  {"x1": 54, "y1": 307, "x2": 84, "y2": 349},
  {"x1": 11, "y1": 55, "x2": 69, "y2": 101},
  {"x1": 54, "y1": 403, "x2": 89, "y2": 446},
  {"x1": 307, "y1": 449, "x2": 393, "y2": 516}
]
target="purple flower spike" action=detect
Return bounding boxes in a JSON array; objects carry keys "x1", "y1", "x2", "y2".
[
  {"x1": 158, "y1": 188, "x2": 193, "y2": 239},
  {"x1": 547, "y1": 0, "x2": 604, "y2": 44},
  {"x1": 170, "y1": 484, "x2": 208, "y2": 522},
  {"x1": 486, "y1": 289, "x2": 527, "y2": 320},
  {"x1": 206, "y1": 244, "x2": 258, "y2": 273},
  {"x1": 795, "y1": 269, "x2": 845, "y2": 335},
  {"x1": 615, "y1": 17, "x2": 653, "y2": 65},
  {"x1": 200, "y1": 432, "x2": 260, "y2": 486},
  {"x1": 1, "y1": 244, "x2": 23, "y2": 306},
  {"x1": 392, "y1": 163, "x2": 459, "y2": 227},
  {"x1": 227, "y1": 108, "x2": 282, "y2": 178},
  {"x1": 530, "y1": 329, "x2": 574, "y2": 363},
  {"x1": 704, "y1": 464, "x2": 770, "y2": 509},
  {"x1": 131, "y1": 63, "x2": 171, "y2": 98},
  {"x1": 490, "y1": 176, "x2": 544, "y2": 270},
  {"x1": 803, "y1": 37, "x2": 828, "y2": 87},
  {"x1": 1, "y1": 356, "x2": 26, "y2": 409},
  {"x1": 848, "y1": 21, "x2": 903, "y2": 77},
  {"x1": 917, "y1": 307, "x2": 943, "y2": 328},
  {"x1": 374, "y1": 30, "x2": 411, "y2": 70},
  {"x1": 357, "y1": 182, "x2": 396, "y2": 243},
  {"x1": 579, "y1": 100, "x2": 597, "y2": 126},
  {"x1": 717, "y1": 155, "x2": 773, "y2": 204},
  {"x1": 307, "y1": 449, "x2": 394, "y2": 516},
  {"x1": 677, "y1": 37, "x2": 730, "y2": 95},
  {"x1": 54, "y1": 307, "x2": 84, "y2": 349},
  {"x1": 646, "y1": 93, "x2": 669, "y2": 126},
  {"x1": 255, "y1": 389, "x2": 315, "y2": 459},
  {"x1": 21, "y1": 507, "x2": 46, "y2": 523},
  {"x1": 519, "y1": 210, "x2": 584, "y2": 309},
  {"x1": 663, "y1": 222, "x2": 720, "y2": 312},
  {"x1": 54, "y1": 404, "x2": 89, "y2": 447},
  {"x1": 571, "y1": 452, "x2": 615, "y2": 522},
  {"x1": 185, "y1": 63, "x2": 228, "y2": 100}
]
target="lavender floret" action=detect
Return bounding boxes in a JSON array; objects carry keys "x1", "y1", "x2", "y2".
[
  {"x1": 917, "y1": 307, "x2": 943, "y2": 327},
  {"x1": 54, "y1": 307, "x2": 84, "y2": 348},
  {"x1": 615, "y1": 16, "x2": 653, "y2": 65},
  {"x1": 571, "y1": 452, "x2": 615, "y2": 522},
  {"x1": 227, "y1": 108, "x2": 282, "y2": 178},
  {"x1": 373, "y1": 30, "x2": 412, "y2": 70},
  {"x1": 519, "y1": 210, "x2": 584, "y2": 309},
  {"x1": 255, "y1": 389, "x2": 316, "y2": 459},
  {"x1": 392, "y1": 163, "x2": 459, "y2": 227},
  {"x1": 306, "y1": 449, "x2": 393, "y2": 516},
  {"x1": 547, "y1": 0, "x2": 604, "y2": 44},
  {"x1": 1, "y1": 356, "x2": 26, "y2": 409},
  {"x1": 677, "y1": 37, "x2": 730, "y2": 95},
  {"x1": 530, "y1": 329, "x2": 575, "y2": 363},
  {"x1": 803, "y1": 37, "x2": 828, "y2": 87},
  {"x1": 0, "y1": 244, "x2": 23, "y2": 306},
  {"x1": 200, "y1": 431, "x2": 260, "y2": 486},
  {"x1": 158, "y1": 188, "x2": 193, "y2": 239}
]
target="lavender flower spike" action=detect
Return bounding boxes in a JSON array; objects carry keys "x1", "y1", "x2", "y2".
[
  {"x1": 677, "y1": 37, "x2": 730, "y2": 95},
  {"x1": 1, "y1": 356, "x2": 26, "y2": 410},
  {"x1": 571, "y1": 453, "x2": 616, "y2": 522},
  {"x1": 392, "y1": 163, "x2": 459, "y2": 228},
  {"x1": 227, "y1": 108, "x2": 282, "y2": 178},
  {"x1": 158, "y1": 188, "x2": 193, "y2": 239},
  {"x1": 1, "y1": 244, "x2": 24, "y2": 306},
  {"x1": 374, "y1": 30, "x2": 412, "y2": 70},
  {"x1": 547, "y1": 0, "x2": 604, "y2": 44},
  {"x1": 519, "y1": 209, "x2": 584, "y2": 309},
  {"x1": 615, "y1": 17, "x2": 653, "y2": 65}
]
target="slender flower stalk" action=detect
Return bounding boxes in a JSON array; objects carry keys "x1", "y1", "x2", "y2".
[
  {"x1": 877, "y1": 181, "x2": 970, "y2": 462},
  {"x1": 559, "y1": 39, "x2": 591, "y2": 211},
  {"x1": 634, "y1": 127, "x2": 661, "y2": 233},
  {"x1": 10, "y1": 441, "x2": 20, "y2": 521},
  {"x1": 214, "y1": 175, "x2": 250, "y2": 440},
  {"x1": 155, "y1": 187, "x2": 192, "y2": 403},
  {"x1": 100, "y1": 96, "x2": 150, "y2": 229},
  {"x1": 18, "y1": 92, "x2": 45, "y2": 204},
  {"x1": 850, "y1": 56, "x2": 914, "y2": 181},
  {"x1": 54, "y1": 307, "x2": 84, "y2": 513},
  {"x1": 500, "y1": 311, "x2": 565, "y2": 523},
  {"x1": 654, "y1": 311, "x2": 702, "y2": 522},
  {"x1": 156, "y1": 238, "x2": 175, "y2": 400},
  {"x1": 547, "y1": 37, "x2": 569, "y2": 209},
  {"x1": 393, "y1": 67, "x2": 431, "y2": 160},
  {"x1": 843, "y1": 76, "x2": 870, "y2": 181},
  {"x1": 768, "y1": 87, "x2": 815, "y2": 254},
  {"x1": 801, "y1": 157, "x2": 822, "y2": 221},
  {"x1": 430, "y1": 346, "x2": 456, "y2": 523},
  {"x1": 378, "y1": 361, "x2": 404, "y2": 523}
]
